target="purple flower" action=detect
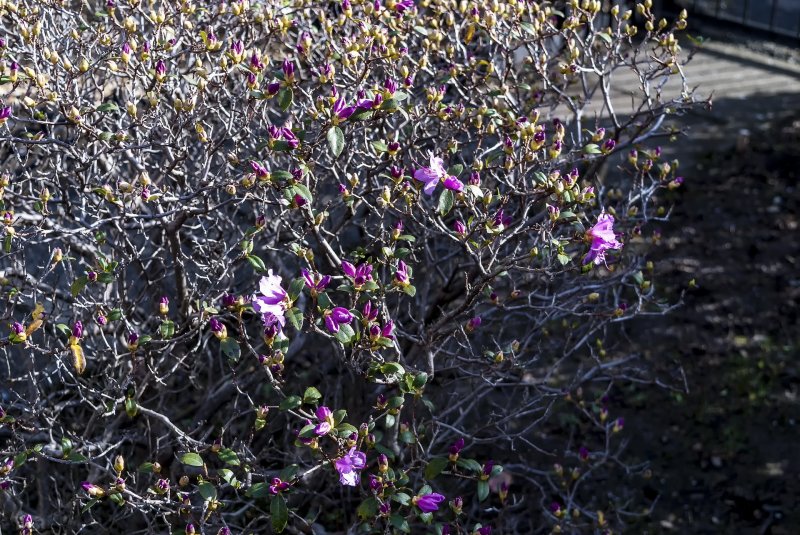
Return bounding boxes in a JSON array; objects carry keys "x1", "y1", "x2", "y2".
[
  {"x1": 449, "y1": 438, "x2": 465, "y2": 456},
  {"x1": 583, "y1": 213, "x2": 623, "y2": 265},
  {"x1": 362, "y1": 301, "x2": 379, "y2": 322},
  {"x1": 493, "y1": 209, "x2": 512, "y2": 228},
  {"x1": 393, "y1": 0, "x2": 414, "y2": 13},
  {"x1": 341, "y1": 261, "x2": 373, "y2": 288},
  {"x1": 394, "y1": 260, "x2": 410, "y2": 286},
  {"x1": 415, "y1": 492, "x2": 445, "y2": 513},
  {"x1": 127, "y1": 332, "x2": 139, "y2": 348},
  {"x1": 159, "y1": 296, "x2": 169, "y2": 315},
  {"x1": 81, "y1": 481, "x2": 105, "y2": 497},
  {"x1": 477, "y1": 526, "x2": 492, "y2": 535},
  {"x1": 155, "y1": 60, "x2": 167, "y2": 80},
  {"x1": 302, "y1": 269, "x2": 331, "y2": 295},
  {"x1": 384, "y1": 77, "x2": 398, "y2": 95},
  {"x1": 579, "y1": 446, "x2": 589, "y2": 461},
  {"x1": 335, "y1": 447, "x2": 366, "y2": 486},
  {"x1": 209, "y1": 317, "x2": 227, "y2": 339},
  {"x1": 250, "y1": 52, "x2": 264, "y2": 71},
  {"x1": 252, "y1": 270, "x2": 288, "y2": 327},
  {"x1": 482, "y1": 460, "x2": 495, "y2": 477},
  {"x1": 413, "y1": 154, "x2": 463, "y2": 195},
  {"x1": 324, "y1": 307, "x2": 353, "y2": 333},
  {"x1": 267, "y1": 82, "x2": 281, "y2": 95},
  {"x1": 231, "y1": 40, "x2": 244, "y2": 57},
  {"x1": 0, "y1": 106, "x2": 11, "y2": 124},
  {"x1": 11, "y1": 322, "x2": 24, "y2": 335},
  {"x1": 315, "y1": 406, "x2": 334, "y2": 435},
  {"x1": 332, "y1": 97, "x2": 356, "y2": 122},
  {"x1": 466, "y1": 316, "x2": 481, "y2": 331},
  {"x1": 282, "y1": 59, "x2": 295, "y2": 81},
  {"x1": 72, "y1": 321, "x2": 83, "y2": 339},
  {"x1": 269, "y1": 477, "x2": 290, "y2": 494}
]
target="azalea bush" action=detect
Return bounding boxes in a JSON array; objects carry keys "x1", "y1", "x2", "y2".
[{"x1": 0, "y1": 0, "x2": 696, "y2": 533}]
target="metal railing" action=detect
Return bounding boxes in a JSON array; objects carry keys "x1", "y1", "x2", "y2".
[{"x1": 669, "y1": 0, "x2": 800, "y2": 38}]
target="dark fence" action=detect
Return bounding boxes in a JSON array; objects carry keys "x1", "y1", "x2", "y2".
[{"x1": 666, "y1": 0, "x2": 800, "y2": 38}]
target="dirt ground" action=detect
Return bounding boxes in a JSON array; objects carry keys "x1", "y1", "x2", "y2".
[{"x1": 618, "y1": 91, "x2": 800, "y2": 534}]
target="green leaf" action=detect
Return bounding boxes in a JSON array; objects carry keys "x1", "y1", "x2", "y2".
[
  {"x1": 303, "y1": 386, "x2": 322, "y2": 404},
  {"x1": 557, "y1": 253, "x2": 570, "y2": 266},
  {"x1": 437, "y1": 189, "x2": 455, "y2": 217},
  {"x1": 279, "y1": 464, "x2": 299, "y2": 482},
  {"x1": 286, "y1": 307, "x2": 303, "y2": 331},
  {"x1": 198, "y1": 481, "x2": 217, "y2": 501},
  {"x1": 292, "y1": 183, "x2": 313, "y2": 203},
  {"x1": 246, "y1": 254, "x2": 266, "y2": 272},
  {"x1": 279, "y1": 395, "x2": 301, "y2": 411},
  {"x1": 218, "y1": 448, "x2": 240, "y2": 466},
  {"x1": 477, "y1": 479, "x2": 490, "y2": 501},
  {"x1": 124, "y1": 397, "x2": 138, "y2": 418},
  {"x1": 456, "y1": 458, "x2": 483, "y2": 473},
  {"x1": 96, "y1": 102, "x2": 119, "y2": 113},
  {"x1": 380, "y1": 98, "x2": 399, "y2": 112},
  {"x1": 334, "y1": 323, "x2": 355, "y2": 344},
  {"x1": 272, "y1": 170, "x2": 293, "y2": 181},
  {"x1": 138, "y1": 462, "x2": 156, "y2": 473},
  {"x1": 402, "y1": 285, "x2": 417, "y2": 297},
  {"x1": 246, "y1": 482, "x2": 270, "y2": 498},
  {"x1": 350, "y1": 109, "x2": 373, "y2": 121},
  {"x1": 357, "y1": 497, "x2": 379, "y2": 520},
  {"x1": 327, "y1": 126, "x2": 345, "y2": 157},
  {"x1": 180, "y1": 452, "x2": 204, "y2": 467},
  {"x1": 390, "y1": 514, "x2": 411, "y2": 533},
  {"x1": 277, "y1": 87, "x2": 293, "y2": 111},
  {"x1": 70, "y1": 276, "x2": 88, "y2": 297},
  {"x1": 288, "y1": 277, "x2": 305, "y2": 300},
  {"x1": 447, "y1": 164, "x2": 464, "y2": 177},
  {"x1": 392, "y1": 492, "x2": 411, "y2": 505},
  {"x1": 108, "y1": 309, "x2": 123, "y2": 321},
  {"x1": 220, "y1": 338, "x2": 241, "y2": 361},
  {"x1": 271, "y1": 494, "x2": 288, "y2": 533},
  {"x1": 160, "y1": 320, "x2": 175, "y2": 339},
  {"x1": 425, "y1": 457, "x2": 449, "y2": 480},
  {"x1": 380, "y1": 362, "x2": 405, "y2": 377},
  {"x1": 371, "y1": 140, "x2": 388, "y2": 153},
  {"x1": 583, "y1": 143, "x2": 602, "y2": 154}
]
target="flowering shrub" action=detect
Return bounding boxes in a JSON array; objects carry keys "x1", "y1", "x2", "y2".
[{"x1": 0, "y1": 0, "x2": 695, "y2": 533}]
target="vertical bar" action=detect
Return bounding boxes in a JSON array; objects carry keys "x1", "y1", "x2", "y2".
[{"x1": 767, "y1": 0, "x2": 779, "y2": 32}]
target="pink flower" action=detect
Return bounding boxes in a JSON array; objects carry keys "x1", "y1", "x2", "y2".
[
  {"x1": 324, "y1": 307, "x2": 353, "y2": 333},
  {"x1": 583, "y1": 213, "x2": 623, "y2": 265},
  {"x1": 413, "y1": 154, "x2": 464, "y2": 195},
  {"x1": 335, "y1": 447, "x2": 366, "y2": 486}
]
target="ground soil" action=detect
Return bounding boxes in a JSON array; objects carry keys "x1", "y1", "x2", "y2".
[{"x1": 619, "y1": 92, "x2": 800, "y2": 534}]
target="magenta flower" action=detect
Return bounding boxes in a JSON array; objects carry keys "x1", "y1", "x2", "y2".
[
  {"x1": 413, "y1": 154, "x2": 464, "y2": 195},
  {"x1": 11, "y1": 322, "x2": 24, "y2": 335},
  {"x1": 332, "y1": 97, "x2": 355, "y2": 122},
  {"x1": 302, "y1": 269, "x2": 331, "y2": 295},
  {"x1": 324, "y1": 307, "x2": 353, "y2": 333},
  {"x1": 269, "y1": 477, "x2": 290, "y2": 494},
  {"x1": 334, "y1": 446, "x2": 366, "y2": 486},
  {"x1": 583, "y1": 212, "x2": 623, "y2": 265},
  {"x1": 393, "y1": 0, "x2": 414, "y2": 13},
  {"x1": 341, "y1": 261, "x2": 373, "y2": 288},
  {"x1": 0, "y1": 106, "x2": 12, "y2": 124},
  {"x1": 252, "y1": 270, "x2": 288, "y2": 328},
  {"x1": 415, "y1": 492, "x2": 445, "y2": 513},
  {"x1": 314, "y1": 406, "x2": 334, "y2": 435},
  {"x1": 394, "y1": 260, "x2": 410, "y2": 286},
  {"x1": 282, "y1": 59, "x2": 295, "y2": 81},
  {"x1": 72, "y1": 321, "x2": 83, "y2": 339}
]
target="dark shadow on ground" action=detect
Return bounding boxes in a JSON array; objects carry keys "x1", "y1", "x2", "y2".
[{"x1": 618, "y1": 91, "x2": 800, "y2": 534}]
